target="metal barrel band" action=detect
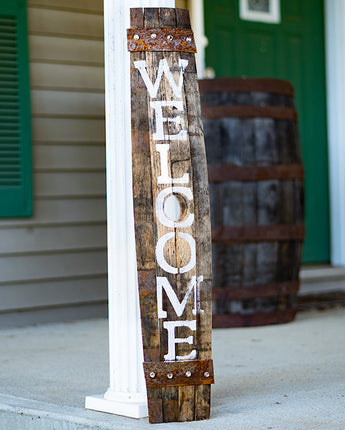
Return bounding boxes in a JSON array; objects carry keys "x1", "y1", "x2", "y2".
[
  {"x1": 143, "y1": 360, "x2": 214, "y2": 387},
  {"x1": 127, "y1": 27, "x2": 196, "y2": 53},
  {"x1": 212, "y1": 225, "x2": 305, "y2": 244},
  {"x1": 212, "y1": 309, "x2": 297, "y2": 328},
  {"x1": 208, "y1": 163, "x2": 304, "y2": 182},
  {"x1": 201, "y1": 105, "x2": 297, "y2": 121},
  {"x1": 212, "y1": 281, "x2": 300, "y2": 301},
  {"x1": 199, "y1": 77, "x2": 294, "y2": 96}
]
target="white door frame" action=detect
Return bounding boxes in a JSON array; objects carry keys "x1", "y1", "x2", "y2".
[
  {"x1": 325, "y1": 0, "x2": 345, "y2": 267},
  {"x1": 190, "y1": 0, "x2": 207, "y2": 78}
]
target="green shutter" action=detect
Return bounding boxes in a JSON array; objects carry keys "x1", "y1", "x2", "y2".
[{"x1": 0, "y1": 0, "x2": 32, "y2": 217}]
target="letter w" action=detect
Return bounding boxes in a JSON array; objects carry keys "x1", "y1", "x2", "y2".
[
  {"x1": 157, "y1": 276, "x2": 204, "y2": 319},
  {"x1": 134, "y1": 59, "x2": 188, "y2": 99}
]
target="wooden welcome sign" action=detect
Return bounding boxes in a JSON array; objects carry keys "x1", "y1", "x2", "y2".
[{"x1": 128, "y1": 7, "x2": 214, "y2": 424}]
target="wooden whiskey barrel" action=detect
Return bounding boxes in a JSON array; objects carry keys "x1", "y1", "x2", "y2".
[{"x1": 199, "y1": 77, "x2": 305, "y2": 328}]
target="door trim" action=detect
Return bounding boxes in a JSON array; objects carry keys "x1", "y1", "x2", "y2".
[
  {"x1": 325, "y1": 0, "x2": 345, "y2": 266},
  {"x1": 190, "y1": 0, "x2": 207, "y2": 78}
]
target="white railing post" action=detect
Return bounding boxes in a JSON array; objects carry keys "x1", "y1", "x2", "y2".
[
  {"x1": 85, "y1": 0, "x2": 175, "y2": 419},
  {"x1": 325, "y1": 0, "x2": 345, "y2": 267}
]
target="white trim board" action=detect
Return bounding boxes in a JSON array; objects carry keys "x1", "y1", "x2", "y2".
[{"x1": 325, "y1": 0, "x2": 345, "y2": 267}]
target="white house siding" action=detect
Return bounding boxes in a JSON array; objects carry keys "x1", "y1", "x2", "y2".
[{"x1": 0, "y1": 0, "x2": 108, "y2": 321}]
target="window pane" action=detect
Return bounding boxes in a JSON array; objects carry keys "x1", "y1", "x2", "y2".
[{"x1": 248, "y1": 0, "x2": 270, "y2": 13}]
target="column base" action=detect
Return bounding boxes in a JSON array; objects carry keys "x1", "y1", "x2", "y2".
[{"x1": 85, "y1": 394, "x2": 148, "y2": 419}]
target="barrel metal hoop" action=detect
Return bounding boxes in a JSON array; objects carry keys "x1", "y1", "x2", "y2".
[
  {"x1": 212, "y1": 309, "x2": 297, "y2": 328},
  {"x1": 201, "y1": 105, "x2": 297, "y2": 121},
  {"x1": 199, "y1": 77, "x2": 294, "y2": 96},
  {"x1": 208, "y1": 163, "x2": 304, "y2": 182},
  {"x1": 212, "y1": 281, "x2": 300, "y2": 301},
  {"x1": 212, "y1": 225, "x2": 305, "y2": 243}
]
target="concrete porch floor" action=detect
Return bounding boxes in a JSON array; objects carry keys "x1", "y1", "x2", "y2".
[{"x1": 0, "y1": 307, "x2": 345, "y2": 429}]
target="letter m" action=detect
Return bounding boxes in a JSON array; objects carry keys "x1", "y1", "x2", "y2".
[{"x1": 157, "y1": 276, "x2": 204, "y2": 319}]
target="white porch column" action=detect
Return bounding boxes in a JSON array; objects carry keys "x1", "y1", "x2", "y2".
[
  {"x1": 85, "y1": 0, "x2": 174, "y2": 419},
  {"x1": 325, "y1": 0, "x2": 345, "y2": 267},
  {"x1": 190, "y1": 0, "x2": 207, "y2": 78}
]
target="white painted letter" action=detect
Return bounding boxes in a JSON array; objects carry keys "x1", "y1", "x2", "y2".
[
  {"x1": 156, "y1": 186, "x2": 194, "y2": 228},
  {"x1": 156, "y1": 232, "x2": 196, "y2": 274},
  {"x1": 155, "y1": 144, "x2": 189, "y2": 184},
  {"x1": 157, "y1": 276, "x2": 200, "y2": 319},
  {"x1": 178, "y1": 233, "x2": 196, "y2": 274},
  {"x1": 134, "y1": 58, "x2": 188, "y2": 99},
  {"x1": 163, "y1": 320, "x2": 197, "y2": 361},
  {"x1": 150, "y1": 101, "x2": 188, "y2": 141}
]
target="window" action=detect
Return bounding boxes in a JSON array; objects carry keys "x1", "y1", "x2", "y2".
[
  {"x1": 240, "y1": 0, "x2": 281, "y2": 23},
  {"x1": 0, "y1": 0, "x2": 32, "y2": 217}
]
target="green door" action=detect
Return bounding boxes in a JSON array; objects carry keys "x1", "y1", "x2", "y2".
[{"x1": 204, "y1": 0, "x2": 329, "y2": 263}]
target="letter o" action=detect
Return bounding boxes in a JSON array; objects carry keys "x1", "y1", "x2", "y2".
[
  {"x1": 156, "y1": 232, "x2": 196, "y2": 274},
  {"x1": 156, "y1": 186, "x2": 194, "y2": 228}
]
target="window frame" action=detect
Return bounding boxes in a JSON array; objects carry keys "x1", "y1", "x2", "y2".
[{"x1": 239, "y1": 0, "x2": 281, "y2": 24}]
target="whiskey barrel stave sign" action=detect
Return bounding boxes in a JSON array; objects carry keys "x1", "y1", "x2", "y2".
[{"x1": 128, "y1": 8, "x2": 213, "y2": 423}]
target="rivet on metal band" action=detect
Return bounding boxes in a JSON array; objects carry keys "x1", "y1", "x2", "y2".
[{"x1": 143, "y1": 359, "x2": 215, "y2": 387}]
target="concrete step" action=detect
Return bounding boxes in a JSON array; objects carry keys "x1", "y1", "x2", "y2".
[
  {"x1": 300, "y1": 265, "x2": 345, "y2": 295},
  {"x1": 298, "y1": 266, "x2": 345, "y2": 311},
  {"x1": 0, "y1": 394, "x2": 137, "y2": 430}
]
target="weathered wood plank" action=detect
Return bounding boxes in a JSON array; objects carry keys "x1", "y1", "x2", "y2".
[
  {"x1": 183, "y1": 42, "x2": 212, "y2": 422},
  {"x1": 130, "y1": 7, "x2": 213, "y2": 424},
  {"x1": 146, "y1": 8, "x2": 192, "y2": 423},
  {"x1": 130, "y1": 9, "x2": 163, "y2": 423}
]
